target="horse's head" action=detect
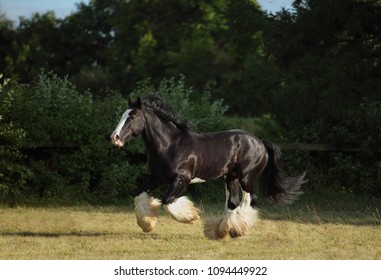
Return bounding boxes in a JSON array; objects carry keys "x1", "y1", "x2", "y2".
[{"x1": 110, "y1": 97, "x2": 145, "y2": 148}]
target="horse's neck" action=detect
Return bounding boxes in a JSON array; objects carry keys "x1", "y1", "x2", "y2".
[{"x1": 142, "y1": 110, "x2": 180, "y2": 154}]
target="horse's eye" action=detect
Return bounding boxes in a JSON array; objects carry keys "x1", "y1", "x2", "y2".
[{"x1": 130, "y1": 112, "x2": 140, "y2": 119}]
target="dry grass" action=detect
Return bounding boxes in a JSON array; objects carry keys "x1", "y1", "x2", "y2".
[{"x1": 0, "y1": 196, "x2": 380, "y2": 260}]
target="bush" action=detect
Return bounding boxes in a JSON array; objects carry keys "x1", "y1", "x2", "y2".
[
  {"x1": 294, "y1": 99, "x2": 381, "y2": 196},
  {"x1": 130, "y1": 75, "x2": 229, "y2": 132},
  {"x1": 0, "y1": 72, "x2": 129, "y2": 204},
  {"x1": 0, "y1": 75, "x2": 31, "y2": 206}
]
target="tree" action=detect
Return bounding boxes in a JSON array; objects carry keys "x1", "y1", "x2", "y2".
[
  {"x1": 0, "y1": 15, "x2": 17, "y2": 78},
  {"x1": 261, "y1": 0, "x2": 381, "y2": 142}
]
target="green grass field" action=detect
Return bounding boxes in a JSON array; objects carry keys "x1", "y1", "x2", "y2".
[{"x1": 0, "y1": 192, "x2": 380, "y2": 260}]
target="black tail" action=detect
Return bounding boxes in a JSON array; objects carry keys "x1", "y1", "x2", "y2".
[{"x1": 259, "y1": 140, "x2": 306, "y2": 204}]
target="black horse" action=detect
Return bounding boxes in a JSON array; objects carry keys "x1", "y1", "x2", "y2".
[{"x1": 111, "y1": 93, "x2": 306, "y2": 239}]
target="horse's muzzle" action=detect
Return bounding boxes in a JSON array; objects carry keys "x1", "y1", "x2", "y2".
[{"x1": 111, "y1": 133, "x2": 124, "y2": 148}]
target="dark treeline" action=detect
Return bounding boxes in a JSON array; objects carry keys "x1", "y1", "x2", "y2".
[
  {"x1": 1, "y1": 0, "x2": 380, "y2": 142},
  {"x1": 1, "y1": 0, "x2": 380, "y2": 203}
]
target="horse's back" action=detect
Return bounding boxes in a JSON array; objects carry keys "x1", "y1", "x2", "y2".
[
  {"x1": 192, "y1": 129, "x2": 264, "y2": 152},
  {"x1": 192, "y1": 129, "x2": 253, "y2": 140},
  {"x1": 186, "y1": 129, "x2": 265, "y2": 180}
]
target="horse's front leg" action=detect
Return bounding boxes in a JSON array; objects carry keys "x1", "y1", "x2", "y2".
[
  {"x1": 162, "y1": 176, "x2": 189, "y2": 205},
  {"x1": 162, "y1": 175, "x2": 200, "y2": 224},
  {"x1": 134, "y1": 174, "x2": 160, "y2": 196},
  {"x1": 134, "y1": 175, "x2": 162, "y2": 233}
]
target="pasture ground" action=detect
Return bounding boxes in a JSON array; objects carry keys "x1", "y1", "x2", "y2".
[{"x1": 0, "y1": 192, "x2": 380, "y2": 260}]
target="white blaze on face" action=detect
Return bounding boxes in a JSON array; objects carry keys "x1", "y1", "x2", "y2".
[{"x1": 111, "y1": 109, "x2": 133, "y2": 147}]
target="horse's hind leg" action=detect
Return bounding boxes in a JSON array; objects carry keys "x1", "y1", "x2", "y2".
[
  {"x1": 225, "y1": 176, "x2": 241, "y2": 210},
  {"x1": 224, "y1": 189, "x2": 259, "y2": 238},
  {"x1": 204, "y1": 176, "x2": 241, "y2": 240},
  {"x1": 204, "y1": 174, "x2": 260, "y2": 240},
  {"x1": 220, "y1": 164, "x2": 267, "y2": 238}
]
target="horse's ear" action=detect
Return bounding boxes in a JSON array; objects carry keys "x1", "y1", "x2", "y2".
[{"x1": 136, "y1": 96, "x2": 142, "y2": 109}]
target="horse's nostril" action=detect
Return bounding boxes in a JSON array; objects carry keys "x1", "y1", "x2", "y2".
[{"x1": 114, "y1": 135, "x2": 120, "y2": 140}]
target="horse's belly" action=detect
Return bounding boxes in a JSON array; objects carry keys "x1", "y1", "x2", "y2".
[{"x1": 193, "y1": 153, "x2": 235, "y2": 182}]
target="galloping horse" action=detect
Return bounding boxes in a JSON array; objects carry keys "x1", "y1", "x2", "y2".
[{"x1": 110, "y1": 93, "x2": 306, "y2": 239}]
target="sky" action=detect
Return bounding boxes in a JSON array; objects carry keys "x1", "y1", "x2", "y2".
[
  {"x1": 0, "y1": 0, "x2": 294, "y2": 24},
  {"x1": 0, "y1": 0, "x2": 90, "y2": 22}
]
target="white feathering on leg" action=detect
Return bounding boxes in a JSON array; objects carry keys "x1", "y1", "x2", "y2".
[
  {"x1": 134, "y1": 192, "x2": 162, "y2": 232},
  {"x1": 223, "y1": 191, "x2": 258, "y2": 238},
  {"x1": 164, "y1": 196, "x2": 200, "y2": 224},
  {"x1": 204, "y1": 191, "x2": 258, "y2": 240},
  {"x1": 224, "y1": 203, "x2": 258, "y2": 238}
]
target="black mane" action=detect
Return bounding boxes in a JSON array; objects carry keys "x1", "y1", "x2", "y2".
[{"x1": 141, "y1": 93, "x2": 190, "y2": 131}]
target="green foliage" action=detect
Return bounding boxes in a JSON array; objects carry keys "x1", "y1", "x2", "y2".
[
  {"x1": 0, "y1": 0, "x2": 245, "y2": 97},
  {"x1": 130, "y1": 76, "x2": 229, "y2": 132},
  {"x1": 7, "y1": 71, "x2": 93, "y2": 146},
  {"x1": 0, "y1": 75, "x2": 31, "y2": 206},
  {"x1": 0, "y1": 72, "x2": 127, "y2": 204},
  {"x1": 226, "y1": 114, "x2": 285, "y2": 141}
]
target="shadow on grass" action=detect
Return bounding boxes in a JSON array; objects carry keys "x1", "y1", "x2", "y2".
[
  {"x1": 0, "y1": 231, "x2": 118, "y2": 238},
  {"x1": 0, "y1": 231, "x2": 193, "y2": 240}
]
